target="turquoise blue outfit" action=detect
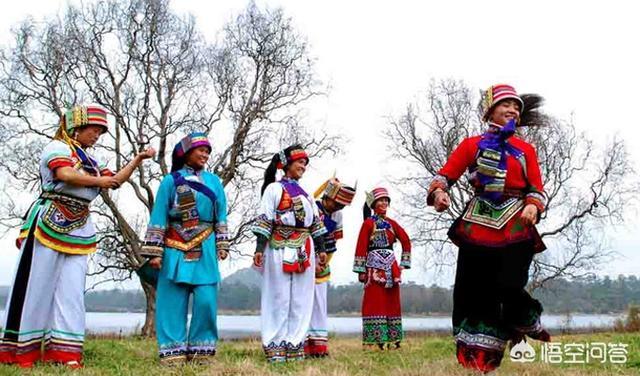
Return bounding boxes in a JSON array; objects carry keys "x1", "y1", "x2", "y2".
[{"x1": 140, "y1": 138, "x2": 230, "y2": 365}]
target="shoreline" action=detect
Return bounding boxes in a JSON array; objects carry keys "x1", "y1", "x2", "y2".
[{"x1": 86, "y1": 325, "x2": 623, "y2": 340}]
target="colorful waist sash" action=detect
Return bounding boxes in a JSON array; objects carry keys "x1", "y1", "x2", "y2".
[
  {"x1": 270, "y1": 225, "x2": 310, "y2": 250},
  {"x1": 165, "y1": 224, "x2": 213, "y2": 251},
  {"x1": 165, "y1": 223, "x2": 214, "y2": 262},
  {"x1": 39, "y1": 192, "x2": 91, "y2": 234},
  {"x1": 366, "y1": 249, "x2": 396, "y2": 288},
  {"x1": 271, "y1": 225, "x2": 311, "y2": 273},
  {"x1": 462, "y1": 197, "x2": 524, "y2": 230},
  {"x1": 16, "y1": 192, "x2": 97, "y2": 255}
]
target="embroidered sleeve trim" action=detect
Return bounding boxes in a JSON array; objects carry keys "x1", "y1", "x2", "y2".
[
  {"x1": 400, "y1": 251, "x2": 411, "y2": 269},
  {"x1": 215, "y1": 223, "x2": 231, "y2": 252},
  {"x1": 525, "y1": 191, "x2": 547, "y2": 213},
  {"x1": 353, "y1": 255, "x2": 367, "y2": 273},
  {"x1": 47, "y1": 157, "x2": 75, "y2": 170},
  {"x1": 310, "y1": 216, "x2": 328, "y2": 239},
  {"x1": 251, "y1": 214, "x2": 273, "y2": 238},
  {"x1": 140, "y1": 226, "x2": 165, "y2": 257}
]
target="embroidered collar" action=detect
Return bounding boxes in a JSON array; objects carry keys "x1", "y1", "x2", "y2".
[
  {"x1": 281, "y1": 176, "x2": 299, "y2": 184},
  {"x1": 280, "y1": 177, "x2": 309, "y2": 199},
  {"x1": 371, "y1": 214, "x2": 391, "y2": 229}
]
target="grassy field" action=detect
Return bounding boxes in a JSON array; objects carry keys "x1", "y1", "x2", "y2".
[{"x1": 1, "y1": 332, "x2": 638, "y2": 375}]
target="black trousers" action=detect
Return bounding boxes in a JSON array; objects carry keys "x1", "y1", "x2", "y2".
[{"x1": 452, "y1": 244, "x2": 543, "y2": 338}]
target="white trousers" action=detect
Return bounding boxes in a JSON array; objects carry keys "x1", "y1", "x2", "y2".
[
  {"x1": 1, "y1": 235, "x2": 87, "y2": 359},
  {"x1": 260, "y1": 247, "x2": 315, "y2": 360},
  {"x1": 308, "y1": 282, "x2": 328, "y2": 339}
]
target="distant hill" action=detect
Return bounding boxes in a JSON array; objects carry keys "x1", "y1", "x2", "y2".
[
  {"x1": 0, "y1": 286, "x2": 8, "y2": 305},
  {"x1": 222, "y1": 267, "x2": 261, "y2": 288}
]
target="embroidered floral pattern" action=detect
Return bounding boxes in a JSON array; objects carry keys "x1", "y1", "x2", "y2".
[{"x1": 362, "y1": 316, "x2": 403, "y2": 344}]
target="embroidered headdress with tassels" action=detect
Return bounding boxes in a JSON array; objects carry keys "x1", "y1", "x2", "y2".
[
  {"x1": 276, "y1": 147, "x2": 309, "y2": 170},
  {"x1": 54, "y1": 104, "x2": 110, "y2": 176},
  {"x1": 365, "y1": 187, "x2": 390, "y2": 208},
  {"x1": 171, "y1": 132, "x2": 212, "y2": 173},
  {"x1": 313, "y1": 175, "x2": 357, "y2": 206},
  {"x1": 480, "y1": 84, "x2": 524, "y2": 122}
]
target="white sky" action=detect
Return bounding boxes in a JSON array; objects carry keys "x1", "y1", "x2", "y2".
[{"x1": 1, "y1": 1, "x2": 638, "y2": 288}]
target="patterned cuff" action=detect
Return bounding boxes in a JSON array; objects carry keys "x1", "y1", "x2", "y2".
[
  {"x1": 525, "y1": 191, "x2": 547, "y2": 214},
  {"x1": 427, "y1": 175, "x2": 449, "y2": 206},
  {"x1": 215, "y1": 223, "x2": 230, "y2": 252},
  {"x1": 400, "y1": 252, "x2": 411, "y2": 269},
  {"x1": 353, "y1": 256, "x2": 366, "y2": 273},
  {"x1": 310, "y1": 216, "x2": 328, "y2": 239},
  {"x1": 251, "y1": 214, "x2": 273, "y2": 238},
  {"x1": 139, "y1": 225, "x2": 166, "y2": 258}
]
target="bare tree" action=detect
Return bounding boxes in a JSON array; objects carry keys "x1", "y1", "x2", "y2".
[
  {"x1": 385, "y1": 78, "x2": 637, "y2": 289},
  {"x1": 0, "y1": 0, "x2": 340, "y2": 336}
]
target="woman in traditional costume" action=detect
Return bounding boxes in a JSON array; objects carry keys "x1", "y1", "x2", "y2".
[
  {"x1": 0, "y1": 104, "x2": 155, "y2": 368},
  {"x1": 305, "y1": 177, "x2": 356, "y2": 357},
  {"x1": 252, "y1": 144, "x2": 327, "y2": 362},
  {"x1": 139, "y1": 132, "x2": 229, "y2": 366},
  {"x1": 427, "y1": 84, "x2": 550, "y2": 373},
  {"x1": 353, "y1": 187, "x2": 411, "y2": 350}
]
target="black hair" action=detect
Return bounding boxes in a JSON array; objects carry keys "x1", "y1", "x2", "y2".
[
  {"x1": 260, "y1": 144, "x2": 306, "y2": 196},
  {"x1": 518, "y1": 94, "x2": 548, "y2": 128},
  {"x1": 261, "y1": 153, "x2": 280, "y2": 196},
  {"x1": 362, "y1": 202, "x2": 372, "y2": 220},
  {"x1": 480, "y1": 92, "x2": 547, "y2": 128},
  {"x1": 170, "y1": 147, "x2": 184, "y2": 172}
]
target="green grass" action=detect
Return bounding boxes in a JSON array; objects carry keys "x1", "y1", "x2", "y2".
[{"x1": 1, "y1": 332, "x2": 638, "y2": 375}]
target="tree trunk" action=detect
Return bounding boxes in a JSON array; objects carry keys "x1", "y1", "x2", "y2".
[{"x1": 141, "y1": 281, "x2": 157, "y2": 337}]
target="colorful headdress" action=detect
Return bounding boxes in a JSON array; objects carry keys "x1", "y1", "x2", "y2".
[
  {"x1": 173, "y1": 132, "x2": 212, "y2": 158},
  {"x1": 481, "y1": 84, "x2": 524, "y2": 121},
  {"x1": 63, "y1": 104, "x2": 109, "y2": 134},
  {"x1": 276, "y1": 147, "x2": 308, "y2": 170},
  {"x1": 365, "y1": 187, "x2": 390, "y2": 208},
  {"x1": 314, "y1": 177, "x2": 357, "y2": 206}
]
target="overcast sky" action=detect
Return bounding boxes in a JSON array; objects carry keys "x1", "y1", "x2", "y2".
[{"x1": 1, "y1": 0, "x2": 638, "y2": 288}]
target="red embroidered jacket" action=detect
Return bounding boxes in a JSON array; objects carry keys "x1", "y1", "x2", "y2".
[
  {"x1": 353, "y1": 215, "x2": 411, "y2": 285},
  {"x1": 428, "y1": 135, "x2": 547, "y2": 251}
]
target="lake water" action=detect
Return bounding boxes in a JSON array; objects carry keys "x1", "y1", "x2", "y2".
[
  {"x1": 0, "y1": 311, "x2": 622, "y2": 339},
  {"x1": 84, "y1": 312, "x2": 621, "y2": 338}
]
